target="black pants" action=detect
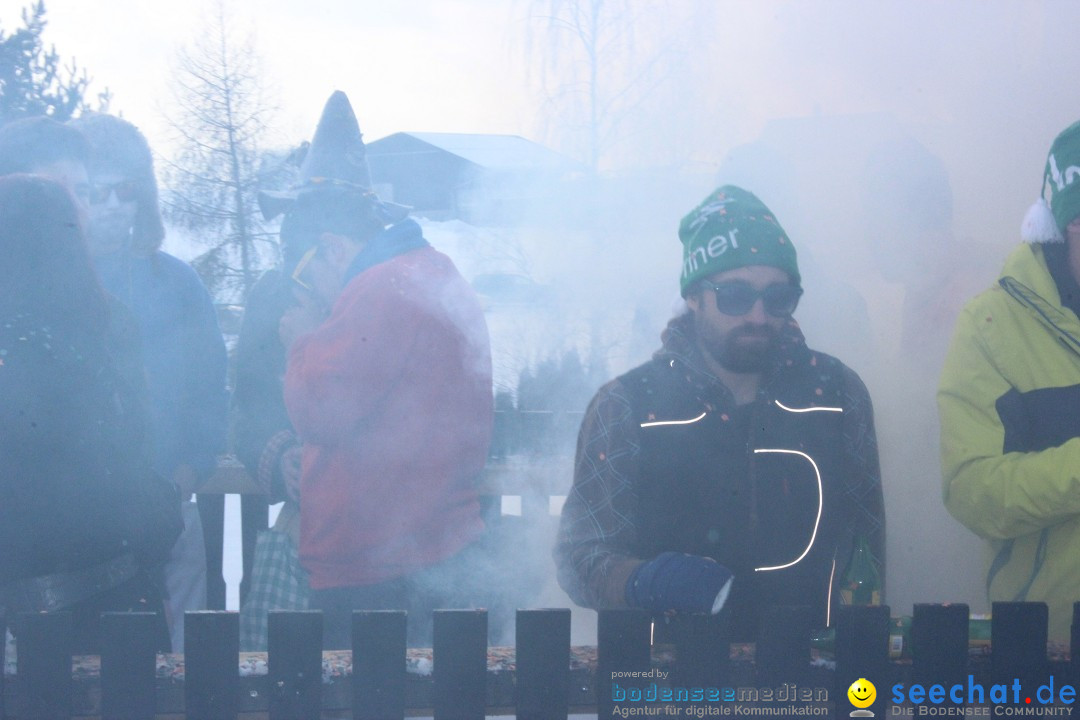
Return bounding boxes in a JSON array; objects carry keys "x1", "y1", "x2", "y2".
[{"x1": 311, "y1": 542, "x2": 488, "y2": 649}]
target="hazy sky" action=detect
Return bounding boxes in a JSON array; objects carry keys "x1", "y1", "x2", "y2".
[
  {"x1": 2, "y1": 0, "x2": 530, "y2": 150},
  {"x1": 6, "y1": 2, "x2": 1076, "y2": 181},
  {"x1": 7, "y1": 0, "x2": 1077, "y2": 241}
]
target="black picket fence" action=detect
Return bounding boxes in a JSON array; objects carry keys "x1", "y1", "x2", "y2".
[{"x1": 3, "y1": 602, "x2": 1080, "y2": 719}]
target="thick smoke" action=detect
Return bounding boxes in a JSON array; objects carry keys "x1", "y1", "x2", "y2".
[{"x1": 24, "y1": 0, "x2": 1080, "y2": 644}]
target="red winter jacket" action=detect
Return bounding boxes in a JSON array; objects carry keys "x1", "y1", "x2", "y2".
[{"x1": 284, "y1": 245, "x2": 492, "y2": 589}]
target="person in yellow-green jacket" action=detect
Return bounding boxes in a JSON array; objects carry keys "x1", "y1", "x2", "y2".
[{"x1": 939, "y1": 118, "x2": 1080, "y2": 641}]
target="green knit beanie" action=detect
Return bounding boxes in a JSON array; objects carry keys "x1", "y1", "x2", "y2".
[
  {"x1": 678, "y1": 185, "x2": 799, "y2": 297},
  {"x1": 1022, "y1": 119, "x2": 1080, "y2": 243}
]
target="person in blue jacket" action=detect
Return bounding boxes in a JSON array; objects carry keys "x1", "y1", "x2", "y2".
[{"x1": 69, "y1": 113, "x2": 228, "y2": 652}]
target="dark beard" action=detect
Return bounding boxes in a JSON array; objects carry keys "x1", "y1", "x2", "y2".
[
  {"x1": 88, "y1": 216, "x2": 133, "y2": 255},
  {"x1": 700, "y1": 322, "x2": 779, "y2": 373}
]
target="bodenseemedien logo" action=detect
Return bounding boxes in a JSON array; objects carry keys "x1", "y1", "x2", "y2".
[
  {"x1": 849, "y1": 678, "x2": 877, "y2": 717},
  {"x1": 608, "y1": 673, "x2": 831, "y2": 716}
]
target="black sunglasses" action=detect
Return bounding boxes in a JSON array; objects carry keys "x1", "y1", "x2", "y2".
[
  {"x1": 706, "y1": 281, "x2": 802, "y2": 317},
  {"x1": 88, "y1": 180, "x2": 139, "y2": 205}
]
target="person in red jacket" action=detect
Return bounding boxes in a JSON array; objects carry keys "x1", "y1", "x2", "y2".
[{"x1": 274, "y1": 92, "x2": 493, "y2": 648}]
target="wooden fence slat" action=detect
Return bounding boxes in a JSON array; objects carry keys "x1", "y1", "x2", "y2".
[
  {"x1": 912, "y1": 603, "x2": 968, "y2": 700},
  {"x1": 352, "y1": 611, "x2": 407, "y2": 720},
  {"x1": 100, "y1": 612, "x2": 158, "y2": 720},
  {"x1": 672, "y1": 613, "x2": 729, "y2": 688},
  {"x1": 515, "y1": 608, "x2": 570, "y2": 720},
  {"x1": 15, "y1": 611, "x2": 71, "y2": 720},
  {"x1": 991, "y1": 601, "x2": 1049, "y2": 700},
  {"x1": 433, "y1": 609, "x2": 488, "y2": 720},
  {"x1": 268, "y1": 611, "x2": 323, "y2": 720},
  {"x1": 756, "y1": 605, "x2": 812, "y2": 686},
  {"x1": 184, "y1": 610, "x2": 239, "y2": 720},
  {"x1": 835, "y1": 605, "x2": 890, "y2": 718},
  {"x1": 597, "y1": 609, "x2": 651, "y2": 719},
  {"x1": 197, "y1": 494, "x2": 227, "y2": 611}
]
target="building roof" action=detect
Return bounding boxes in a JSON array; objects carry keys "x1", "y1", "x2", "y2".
[{"x1": 369, "y1": 132, "x2": 584, "y2": 174}]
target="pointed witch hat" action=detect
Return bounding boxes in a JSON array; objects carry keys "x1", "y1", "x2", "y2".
[{"x1": 257, "y1": 90, "x2": 410, "y2": 223}]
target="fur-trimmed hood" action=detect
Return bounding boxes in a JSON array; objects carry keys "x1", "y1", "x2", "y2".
[{"x1": 69, "y1": 113, "x2": 165, "y2": 256}]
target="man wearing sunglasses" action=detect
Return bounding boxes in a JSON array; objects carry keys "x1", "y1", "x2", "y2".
[
  {"x1": 556, "y1": 186, "x2": 884, "y2": 637},
  {"x1": 68, "y1": 113, "x2": 228, "y2": 653}
]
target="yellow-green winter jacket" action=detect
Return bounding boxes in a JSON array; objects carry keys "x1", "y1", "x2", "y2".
[{"x1": 939, "y1": 242, "x2": 1080, "y2": 641}]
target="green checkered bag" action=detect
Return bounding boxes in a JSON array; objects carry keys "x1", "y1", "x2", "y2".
[{"x1": 239, "y1": 527, "x2": 310, "y2": 651}]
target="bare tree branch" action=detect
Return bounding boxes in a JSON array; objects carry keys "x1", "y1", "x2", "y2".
[
  {"x1": 523, "y1": 0, "x2": 710, "y2": 172},
  {"x1": 160, "y1": 0, "x2": 283, "y2": 304}
]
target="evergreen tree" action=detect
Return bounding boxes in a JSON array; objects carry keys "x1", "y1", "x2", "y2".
[{"x1": 0, "y1": 1, "x2": 109, "y2": 124}]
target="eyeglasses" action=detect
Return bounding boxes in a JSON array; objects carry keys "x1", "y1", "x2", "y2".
[
  {"x1": 290, "y1": 246, "x2": 319, "y2": 291},
  {"x1": 706, "y1": 281, "x2": 802, "y2": 317},
  {"x1": 88, "y1": 180, "x2": 139, "y2": 205}
]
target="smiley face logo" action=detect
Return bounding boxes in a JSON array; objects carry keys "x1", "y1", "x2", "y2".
[{"x1": 847, "y1": 678, "x2": 876, "y2": 709}]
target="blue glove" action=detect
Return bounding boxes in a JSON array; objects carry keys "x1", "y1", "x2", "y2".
[{"x1": 625, "y1": 552, "x2": 734, "y2": 615}]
